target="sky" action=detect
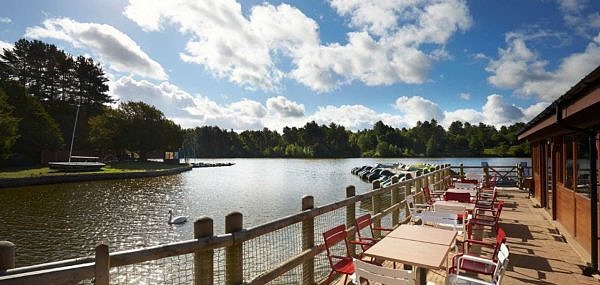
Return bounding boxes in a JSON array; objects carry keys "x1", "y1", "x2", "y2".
[{"x1": 1, "y1": 0, "x2": 599, "y2": 131}]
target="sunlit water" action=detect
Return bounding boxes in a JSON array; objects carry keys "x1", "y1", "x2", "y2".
[{"x1": 0, "y1": 157, "x2": 529, "y2": 267}]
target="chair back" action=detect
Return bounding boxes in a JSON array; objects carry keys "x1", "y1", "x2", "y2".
[
  {"x1": 355, "y1": 214, "x2": 374, "y2": 241},
  {"x1": 323, "y1": 225, "x2": 350, "y2": 267},
  {"x1": 422, "y1": 185, "x2": 432, "y2": 202},
  {"x1": 494, "y1": 200, "x2": 504, "y2": 222},
  {"x1": 421, "y1": 211, "x2": 460, "y2": 230},
  {"x1": 444, "y1": 192, "x2": 470, "y2": 203},
  {"x1": 354, "y1": 258, "x2": 416, "y2": 285},
  {"x1": 491, "y1": 227, "x2": 507, "y2": 259},
  {"x1": 492, "y1": 243, "x2": 510, "y2": 284}
]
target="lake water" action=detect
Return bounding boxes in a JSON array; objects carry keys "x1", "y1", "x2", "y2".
[{"x1": 0, "y1": 157, "x2": 529, "y2": 267}]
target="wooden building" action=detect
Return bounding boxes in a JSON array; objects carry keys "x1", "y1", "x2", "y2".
[{"x1": 518, "y1": 65, "x2": 600, "y2": 273}]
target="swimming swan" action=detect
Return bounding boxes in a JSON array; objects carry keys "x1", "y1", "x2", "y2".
[{"x1": 168, "y1": 210, "x2": 188, "y2": 224}]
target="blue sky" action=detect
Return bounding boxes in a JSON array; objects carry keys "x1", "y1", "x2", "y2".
[{"x1": 1, "y1": 0, "x2": 599, "y2": 131}]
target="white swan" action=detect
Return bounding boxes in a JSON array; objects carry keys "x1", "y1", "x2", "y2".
[{"x1": 168, "y1": 210, "x2": 188, "y2": 224}]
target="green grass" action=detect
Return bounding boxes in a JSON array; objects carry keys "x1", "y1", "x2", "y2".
[{"x1": 0, "y1": 162, "x2": 184, "y2": 179}]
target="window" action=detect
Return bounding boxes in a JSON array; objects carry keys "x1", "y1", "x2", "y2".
[
  {"x1": 576, "y1": 135, "x2": 591, "y2": 195},
  {"x1": 565, "y1": 135, "x2": 574, "y2": 189}
]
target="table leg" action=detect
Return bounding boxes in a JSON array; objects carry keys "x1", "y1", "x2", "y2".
[{"x1": 416, "y1": 267, "x2": 427, "y2": 285}]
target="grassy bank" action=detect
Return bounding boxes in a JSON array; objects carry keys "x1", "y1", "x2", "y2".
[{"x1": 0, "y1": 162, "x2": 184, "y2": 179}]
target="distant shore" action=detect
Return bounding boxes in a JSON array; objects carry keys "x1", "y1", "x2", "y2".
[{"x1": 0, "y1": 162, "x2": 192, "y2": 188}]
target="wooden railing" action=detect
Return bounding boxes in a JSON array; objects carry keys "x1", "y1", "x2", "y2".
[
  {"x1": 0, "y1": 165, "x2": 453, "y2": 285},
  {"x1": 451, "y1": 163, "x2": 532, "y2": 189}
]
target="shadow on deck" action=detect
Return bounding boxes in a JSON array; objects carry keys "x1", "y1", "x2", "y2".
[{"x1": 334, "y1": 187, "x2": 598, "y2": 285}]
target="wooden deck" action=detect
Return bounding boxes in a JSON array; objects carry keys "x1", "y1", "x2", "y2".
[{"x1": 334, "y1": 187, "x2": 599, "y2": 285}]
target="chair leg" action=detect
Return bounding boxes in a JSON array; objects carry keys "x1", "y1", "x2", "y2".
[
  {"x1": 325, "y1": 271, "x2": 334, "y2": 285},
  {"x1": 343, "y1": 274, "x2": 348, "y2": 285}
]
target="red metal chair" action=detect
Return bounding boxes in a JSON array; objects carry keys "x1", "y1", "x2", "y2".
[
  {"x1": 470, "y1": 200, "x2": 504, "y2": 235},
  {"x1": 422, "y1": 185, "x2": 443, "y2": 205},
  {"x1": 323, "y1": 224, "x2": 354, "y2": 285},
  {"x1": 460, "y1": 178, "x2": 479, "y2": 185},
  {"x1": 450, "y1": 227, "x2": 507, "y2": 276},
  {"x1": 351, "y1": 214, "x2": 394, "y2": 256},
  {"x1": 474, "y1": 187, "x2": 498, "y2": 212}
]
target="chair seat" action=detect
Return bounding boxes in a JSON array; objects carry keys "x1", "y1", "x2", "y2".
[
  {"x1": 471, "y1": 218, "x2": 495, "y2": 226},
  {"x1": 450, "y1": 254, "x2": 495, "y2": 275},
  {"x1": 333, "y1": 257, "x2": 355, "y2": 274}
]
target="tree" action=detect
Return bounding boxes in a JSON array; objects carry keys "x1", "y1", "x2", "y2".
[
  {"x1": 89, "y1": 101, "x2": 183, "y2": 160},
  {"x1": 1, "y1": 81, "x2": 63, "y2": 164},
  {"x1": 0, "y1": 89, "x2": 19, "y2": 162}
]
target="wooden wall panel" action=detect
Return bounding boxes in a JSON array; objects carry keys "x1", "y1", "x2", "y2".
[
  {"x1": 556, "y1": 184, "x2": 575, "y2": 235},
  {"x1": 532, "y1": 142, "x2": 542, "y2": 202},
  {"x1": 575, "y1": 194, "x2": 591, "y2": 252}
]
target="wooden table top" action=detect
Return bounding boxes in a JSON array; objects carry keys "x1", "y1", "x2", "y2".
[
  {"x1": 434, "y1": 200, "x2": 476, "y2": 211},
  {"x1": 364, "y1": 237, "x2": 451, "y2": 269},
  {"x1": 386, "y1": 225, "x2": 457, "y2": 246},
  {"x1": 446, "y1": 188, "x2": 478, "y2": 196}
]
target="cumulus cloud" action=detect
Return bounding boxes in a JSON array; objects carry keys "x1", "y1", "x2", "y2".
[
  {"x1": 392, "y1": 94, "x2": 546, "y2": 127},
  {"x1": 109, "y1": 76, "x2": 313, "y2": 130},
  {"x1": 25, "y1": 17, "x2": 168, "y2": 80},
  {"x1": 266, "y1": 96, "x2": 305, "y2": 117},
  {"x1": 394, "y1": 96, "x2": 444, "y2": 126},
  {"x1": 0, "y1": 17, "x2": 11, "y2": 24},
  {"x1": 0, "y1": 40, "x2": 13, "y2": 51},
  {"x1": 485, "y1": 31, "x2": 600, "y2": 102},
  {"x1": 124, "y1": 0, "x2": 471, "y2": 92},
  {"x1": 308, "y1": 105, "x2": 405, "y2": 130}
]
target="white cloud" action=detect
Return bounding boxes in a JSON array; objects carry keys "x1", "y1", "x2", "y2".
[
  {"x1": 486, "y1": 31, "x2": 600, "y2": 102},
  {"x1": 0, "y1": 17, "x2": 11, "y2": 24},
  {"x1": 25, "y1": 17, "x2": 168, "y2": 80},
  {"x1": 0, "y1": 40, "x2": 13, "y2": 51},
  {"x1": 459, "y1": 93, "x2": 470, "y2": 100},
  {"x1": 443, "y1": 109, "x2": 484, "y2": 126},
  {"x1": 557, "y1": 0, "x2": 600, "y2": 38},
  {"x1": 266, "y1": 96, "x2": 305, "y2": 117},
  {"x1": 124, "y1": 0, "x2": 471, "y2": 92},
  {"x1": 309, "y1": 105, "x2": 405, "y2": 130},
  {"x1": 394, "y1": 96, "x2": 444, "y2": 126},
  {"x1": 481, "y1": 94, "x2": 525, "y2": 125}
]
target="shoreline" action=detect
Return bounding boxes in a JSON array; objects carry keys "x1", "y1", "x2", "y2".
[{"x1": 0, "y1": 164, "x2": 192, "y2": 189}]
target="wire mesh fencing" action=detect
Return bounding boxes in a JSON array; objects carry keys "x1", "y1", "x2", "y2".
[
  {"x1": 109, "y1": 254, "x2": 194, "y2": 285},
  {"x1": 242, "y1": 222, "x2": 302, "y2": 283}
]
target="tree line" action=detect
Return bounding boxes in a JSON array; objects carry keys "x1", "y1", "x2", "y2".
[
  {"x1": 182, "y1": 120, "x2": 529, "y2": 158},
  {"x1": 0, "y1": 39, "x2": 530, "y2": 166}
]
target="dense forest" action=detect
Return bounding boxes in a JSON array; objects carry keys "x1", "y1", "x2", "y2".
[
  {"x1": 182, "y1": 120, "x2": 529, "y2": 158},
  {"x1": 0, "y1": 39, "x2": 529, "y2": 166}
]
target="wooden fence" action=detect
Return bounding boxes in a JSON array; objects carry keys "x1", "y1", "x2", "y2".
[
  {"x1": 451, "y1": 163, "x2": 531, "y2": 189},
  {"x1": 0, "y1": 165, "x2": 453, "y2": 285}
]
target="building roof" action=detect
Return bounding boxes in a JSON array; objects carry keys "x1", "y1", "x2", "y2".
[{"x1": 517, "y1": 65, "x2": 600, "y2": 141}]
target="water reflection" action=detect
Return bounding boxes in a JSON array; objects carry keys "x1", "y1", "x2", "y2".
[{"x1": 0, "y1": 157, "x2": 528, "y2": 267}]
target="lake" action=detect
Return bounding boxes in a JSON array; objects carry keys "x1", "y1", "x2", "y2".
[{"x1": 0, "y1": 157, "x2": 529, "y2": 267}]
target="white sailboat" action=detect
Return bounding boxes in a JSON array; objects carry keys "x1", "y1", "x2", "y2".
[{"x1": 48, "y1": 102, "x2": 105, "y2": 172}]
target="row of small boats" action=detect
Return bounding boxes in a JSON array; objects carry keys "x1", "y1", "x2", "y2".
[{"x1": 351, "y1": 163, "x2": 441, "y2": 187}]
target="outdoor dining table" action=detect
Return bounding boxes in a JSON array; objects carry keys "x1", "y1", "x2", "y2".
[
  {"x1": 445, "y1": 188, "x2": 478, "y2": 197},
  {"x1": 433, "y1": 200, "x2": 476, "y2": 212},
  {"x1": 364, "y1": 225, "x2": 457, "y2": 285}
]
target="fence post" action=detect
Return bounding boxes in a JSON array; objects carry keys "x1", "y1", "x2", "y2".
[
  {"x1": 372, "y1": 180, "x2": 382, "y2": 238},
  {"x1": 346, "y1": 186, "x2": 356, "y2": 257},
  {"x1": 225, "y1": 212, "x2": 243, "y2": 285},
  {"x1": 94, "y1": 242, "x2": 109, "y2": 285},
  {"x1": 483, "y1": 165, "x2": 490, "y2": 185},
  {"x1": 391, "y1": 177, "x2": 400, "y2": 226},
  {"x1": 517, "y1": 163, "x2": 524, "y2": 190},
  {"x1": 414, "y1": 173, "x2": 422, "y2": 203},
  {"x1": 301, "y1": 195, "x2": 315, "y2": 285},
  {"x1": 459, "y1": 163, "x2": 464, "y2": 179},
  {"x1": 195, "y1": 217, "x2": 214, "y2": 285},
  {"x1": 0, "y1": 241, "x2": 15, "y2": 273}
]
